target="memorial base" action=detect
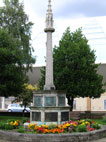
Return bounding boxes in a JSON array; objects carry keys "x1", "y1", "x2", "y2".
[{"x1": 30, "y1": 90, "x2": 70, "y2": 125}]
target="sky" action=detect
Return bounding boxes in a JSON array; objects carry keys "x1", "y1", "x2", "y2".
[{"x1": 0, "y1": 0, "x2": 106, "y2": 66}]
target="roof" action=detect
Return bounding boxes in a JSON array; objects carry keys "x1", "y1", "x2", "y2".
[
  {"x1": 27, "y1": 66, "x2": 43, "y2": 85},
  {"x1": 27, "y1": 64, "x2": 106, "y2": 88}
]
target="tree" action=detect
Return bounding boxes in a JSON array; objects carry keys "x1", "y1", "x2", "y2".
[
  {"x1": 0, "y1": 29, "x2": 26, "y2": 97},
  {"x1": 39, "y1": 67, "x2": 45, "y2": 90},
  {"x1": 39, "y1": 27, "x2": 105, "y2": 111},
  {"x1": 16, "y1": 84, "x2": 39, "y2": 112},
  {"x1": 0, "y1": 0, "x2": 35, "y2": 69}
]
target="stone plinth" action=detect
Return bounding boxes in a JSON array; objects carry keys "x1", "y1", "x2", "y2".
[{"x1": 30, "y1": 90, "x2": 70, "y2": 125}]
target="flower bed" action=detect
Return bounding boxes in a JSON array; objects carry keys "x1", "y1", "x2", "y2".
[
  {"x1": 0, "y1": 119, "x2": 101, "y2": 134},
  {"x1": 24, "y1": 119, "x2": 101, "y2": 134}
]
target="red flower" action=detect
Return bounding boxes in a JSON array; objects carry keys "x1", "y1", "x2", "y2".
[
  {"x1": 27, "y1": 120, "x2": 30, "y2": 123},
  {"x1": 87, "y1": 128, "x2": 95, "y2": 131}
]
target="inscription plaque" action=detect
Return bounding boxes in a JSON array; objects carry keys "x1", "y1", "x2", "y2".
[
  {"x1": 58, "y1": 96, "x2": 65, "y2": 106},
  {"x1": 61, "y1": 112, "x2": 69, "y2": 121},
  {"x1": 34, "y1": 96, "x2": 42, "y2": 107},
  {"x1": 32, "y1": 112, "x2": 41, "y2": 121},
  {"x1": 45, "y1": 112, "x2": 58, "y2": 122},
  {"x1": 45, "y1": 96, "x2": 56, "y2": 106}
]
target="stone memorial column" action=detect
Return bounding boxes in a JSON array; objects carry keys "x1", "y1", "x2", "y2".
[{"x1": 44, "y1": 0, "x2": 55, "y2": 90}]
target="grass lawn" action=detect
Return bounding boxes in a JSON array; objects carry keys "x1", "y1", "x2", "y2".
[
  {"x1": 0, "y1": 116, "x2": 106, "y2": 126},
  {"x1": 93, "y1": 119, "x2": 106, "y2": 125},
  {"x1": 0, "y1": 116, "x2": 29, "y2": 123}
]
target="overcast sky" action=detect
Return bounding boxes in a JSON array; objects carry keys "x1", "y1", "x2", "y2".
[
  {"x1": 0, "y1": 0, "x2": 106, "y2": 66},
  {"x1": 22, "y1": 0, "x2": 106, "y2": 19}
]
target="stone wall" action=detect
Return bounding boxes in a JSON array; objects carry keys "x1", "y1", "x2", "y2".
[
  {"x1": 0, "y1": 126, "x2": 106, "y2": 142},
  {"x1": 70, "y1": 111, "x2": 106, "y2": 119}
]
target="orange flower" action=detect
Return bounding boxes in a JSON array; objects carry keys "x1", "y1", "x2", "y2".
[
  {"x1": 52, "y1": 128, "x2": 63, "y2": 134},
  {"x1": 44, "y1": 129, "x2": 50, "y2": 133},
  {"x1": 34, "y1": 125, "x2": 39, "y2": 130}
]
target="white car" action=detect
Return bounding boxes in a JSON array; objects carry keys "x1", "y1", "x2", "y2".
[{"x1": 7, "y1": 103, "x2": 30, "y2": 112}]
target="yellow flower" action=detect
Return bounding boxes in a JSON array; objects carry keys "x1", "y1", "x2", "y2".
[
  {"x1": 28, "y1": 123, "x2": 35, "y2": 129},
  {"x1": 65, "y1": 123, "x2": 71, "y2": 127},
  {"x1": 78, "y1": 120, "x2": 82, "y2": 124},
  {"x1": 63, "y1": 125, "x2": 67, "y2": 129},
  {"x1": 41, "y1": 124, "x2": 48, "y2": 129},
  {"x1": 73, "y1": 123, "x2": 77, "y2": 127},
  {"x1": 10, "y1": 121, "x2": 13, "y2": 125},
  {"x1": 24, "y1": 83, "x2": 39, "y2": 91},
  {"x1": 85, "y1": 121, "x2": 90, "y2": 125}
]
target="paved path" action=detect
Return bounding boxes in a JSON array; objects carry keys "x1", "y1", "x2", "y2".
[
  {"x1": 0, "y1": 140, "x2": 8, "y2": 142},
  {"x1": 0, "y1": 138, "x2": 106, "y2": 142},
  {"x1": 91, "y1": 138, "x2": 106, "y2": 142}
]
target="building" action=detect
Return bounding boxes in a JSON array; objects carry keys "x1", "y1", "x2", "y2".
[{"x1": 74, "y1": 64, "x2": 106, "y2": 111}]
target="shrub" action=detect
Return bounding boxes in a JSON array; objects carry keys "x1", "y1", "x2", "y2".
[
  {"x1": 5, "y1": 124, "x2": 14, "y2": 130},
  {"x1": 48, "y1": 124, "x2": 57, "y2": 130},
  {"x1": 18, "y1": 126, "x2": 25, "y2": 133},
  {"x1": 102, "y1": 116, "x2": 106, "y2": 123},
  {"x1": 21, "y1": 118, "x2": 29, "y2": 124},
  {"x1": 0, "y1": 122, "x2": 14, "y2": 130},
  {"x1": 7, "y1": 119, "x2": 15, "y2": 123},
  {"x1": 92, "y1": 124, "x2": 101, "y2": 129},
  {"x1": 77, "y1": 125, "x2": 87, "y2": 132},
  {"x1": 86, "y1": 119, "x2": 92, "y2": 123}
]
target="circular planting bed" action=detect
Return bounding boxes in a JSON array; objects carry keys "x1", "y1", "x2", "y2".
[
  {"x1": 0, "y1": 127, "x2": 106, "y2": 142},
  {"x1": 0, "y1": 119, "x2": 106, "y2": 142}
]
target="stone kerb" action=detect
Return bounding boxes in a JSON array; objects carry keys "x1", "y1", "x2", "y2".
[{"x1": 0, "y1": 126, "x2": 106, "y2": 142}]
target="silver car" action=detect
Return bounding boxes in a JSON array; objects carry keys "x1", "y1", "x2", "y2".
[{"x1": 7, "y1": 103, "x2": 30, "y2": 112}]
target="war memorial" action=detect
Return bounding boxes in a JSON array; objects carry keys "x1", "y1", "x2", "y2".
[
  {"x1": 30, "y1": 0, "x2": 70, "y2": 125},
  {"x1": 0, "y1": 1, "x2": 106, "y2": 142}
]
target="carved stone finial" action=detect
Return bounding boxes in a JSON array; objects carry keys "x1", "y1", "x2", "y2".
[
  {"x1": 45, "y1": 0, "x2": 54, "y2": 29},
  {"x1": 48, "y1": 0, "x2": 51, "y2": 5},
  {"x1": 45, "y1": 0, "x2": 54, "y2": 30}
]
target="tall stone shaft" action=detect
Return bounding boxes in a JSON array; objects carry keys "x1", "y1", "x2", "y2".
[{"x1": 44, "y1": 0, "x2": 55, "y2": 90}]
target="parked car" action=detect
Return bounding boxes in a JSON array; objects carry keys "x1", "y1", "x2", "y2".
[{"x1": 7, "y1": 103, "x2": 30, "y2": 112}]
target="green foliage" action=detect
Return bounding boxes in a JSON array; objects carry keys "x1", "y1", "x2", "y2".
[
  {"x1": 0, "y1": 122, "x2": 14, "y2": 130},
  {"x1": 53, "y1": 27, "x2": 104, "y2": 99},
  {"x1": 17, "y1": 89, "x2": 33, "y2": 109},
  {"x1": 85, "y1": 119, "x2": 92, "y2": 123},
  {"x1": 48, "y1": 124, "x2": 57, "y2": 130},
  {"x1": 21, "y1": 118, "x2": 29, "y2": 124},
  {"x1": 77, "y1": 124, "x2": 87, "y2": 132},
  {"x1": 15, "y1": 84, "x2": 39, "y2": 109},
  {"x1": 0, "y1": 116, "x2": 29, "y2": 123},
  {"x1": 18, "y1": 126, "x2": 25, "y2": 133},
  {"x1": 102, "y1": 116, "x2": 106, "y2": 123},
  {"x1": 39, "y1": 67, "x2": 45, "y2": 90},
  {"x1": 92, "y1": 123, "x2": 101, "y2": 129},
  {"x1": 0, "y1": 29, "x2": 26, "y2": 97},
  {"x1": 7, "y1": 118, "x2": 27, "y2": 124},
  {"x1": 7, "y1": 119, "x2": 16, "y2": 123},
  {"x1": 39, "y1": 27, "x2": 105, "y2": 110},
  {"x1": 0, "y1": 0, "x2": 35, "y2": 69},
  {"x1": 0, "y1": 0, "x2": 35, "y2": 97}
]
